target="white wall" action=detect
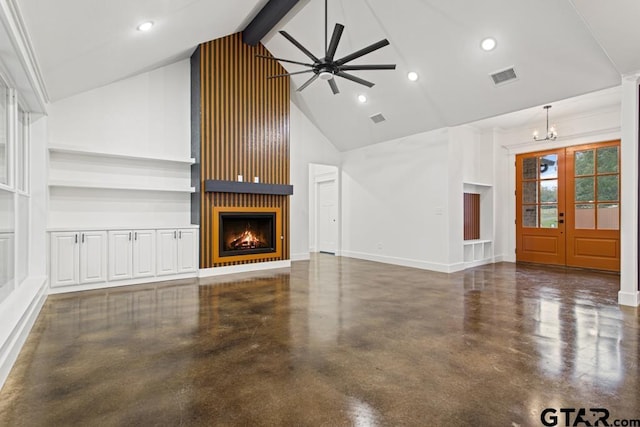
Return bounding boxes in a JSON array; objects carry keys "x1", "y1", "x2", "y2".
[
  {"x1": 48, "y1": 60, "x2": 190, "y2": 159},
  {"x1": 341, "y1": 128, "x2": 453, "y2": 271},
  {"x1": 289, "y1": 102, "x2": 341, "y2": 261},
  {"x1": 46, "y1": 60, "x2": 192, "y2": 229}
]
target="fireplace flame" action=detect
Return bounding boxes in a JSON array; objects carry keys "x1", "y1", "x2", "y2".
[{"x1": 229, "y1": 229, "x2": 263, "y2": 249}]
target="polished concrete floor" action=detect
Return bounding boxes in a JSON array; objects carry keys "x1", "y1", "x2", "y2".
[{"x1": 0, "y1": 255, "x2": 638, "y2": 426}]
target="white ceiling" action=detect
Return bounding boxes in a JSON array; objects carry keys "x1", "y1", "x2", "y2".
[{"x1": 16, "y1": 0, "x2": 638, "y2": 151}]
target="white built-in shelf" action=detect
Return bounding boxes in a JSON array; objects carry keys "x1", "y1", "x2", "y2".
[
  {"x1": 48, "y1": 180, "x2": 195, "y2": 193},
  {"x1": 49, "y1": 145, "x2": 195, "y2": 165},
  {"x1": 463, "y1": 181, "x2": 493, "y2": 187},
  {"x1": 47, "y1": 225, "x2": 199, "y2": 232},
  {"x1": 463, "y1": 239, "x2": 493, "y2": 265}
]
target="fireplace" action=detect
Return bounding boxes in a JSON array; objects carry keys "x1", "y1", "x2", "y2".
[
  {"x1": 212, "y1": 207, "x2": 282, "y2": 264},
  {"x1": 219, "y1": 212, "x2": 275, "y2": 257}
]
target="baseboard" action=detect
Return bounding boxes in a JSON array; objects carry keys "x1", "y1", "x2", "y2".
[
  {"x1": 199, "y1": 260, "x2": 291, "y2": 277},
  {"x1": 618, "y1": 290, "x2": 640, "y2": 307},
  {"x1": 291, "y1": 252, "x2": 310, "y2": 261},
  {"x1": 48, "y1": 272, "x2": 199, "y2": 295},
  {"x1": 341, "y1": 251, "x2": 459, "y2": 273},
  {"x1": 0, "y1": 276, "x2": 48, "y2": 391}
]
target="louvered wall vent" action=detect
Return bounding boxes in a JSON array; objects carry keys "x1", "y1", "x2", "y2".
[
  {"x1": 370, "y1": 113, "x2": 386, "y2": 124},
  {"x1": 490, "y1": 67, "x2": 518, "y2": 86}
]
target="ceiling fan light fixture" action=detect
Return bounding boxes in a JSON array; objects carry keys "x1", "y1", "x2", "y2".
[
  {"x1": 407, "y1": 71, "x2": 419, "y2": 81},
  {"x1": 319, "y1": 70, "x2": 334, "y2": 81}
]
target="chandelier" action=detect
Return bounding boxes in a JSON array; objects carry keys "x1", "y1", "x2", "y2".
[{"x1": 533, "y1": 105, "x2": 557, "y2": 141}]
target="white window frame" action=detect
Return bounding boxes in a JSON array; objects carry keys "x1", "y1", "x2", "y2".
[{"x1": 0, "y1": 75, "x2": 12, "y2": 192}]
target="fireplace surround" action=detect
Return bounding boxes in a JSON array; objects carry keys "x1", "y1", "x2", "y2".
[{"x1": 212, "y1": 207, "x2": 282, "y2": 264}]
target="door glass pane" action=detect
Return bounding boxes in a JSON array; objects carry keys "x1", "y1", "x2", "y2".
[
  {"x1": 522, "y1": 157, "x2": 537, "y2": 179},
  {"x1": 523, "y1": 181, "x2": 537, "y2": 204},
  {"x1": 575, "y1": 204, "x2": 595, "y2": 229},
  {"x1": 540, "y1": 204, "x2": 558, "y2": 228},
  {"x1": 597, "y1": 204, "x2": 619, "y2": 230},
  {"x1": 539, "y1": 154, "x2": 558, "y2": 179},
  {"x1": 597, "y1": 147, "x2": 618, "y2": 174},
  {"x1": 523, "y1": 206, "x2": 538, "y2": 228},
  {"x1": 597, "y1": 175, "x2": 618, "y2": 201},
  {"x1": 540, "y1": 180, "x2": 558, "y2": 203},
  {"x1": 574, "y1": 150, "x2": 594, "y2": 176},
  {"x1": 575, "y1": 177, "x2": 594, "y2": 202}
]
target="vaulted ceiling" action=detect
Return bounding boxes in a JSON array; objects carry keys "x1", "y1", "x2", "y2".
[{"x1": 16, "y1": 0, "x2": 639, "y2": 151}]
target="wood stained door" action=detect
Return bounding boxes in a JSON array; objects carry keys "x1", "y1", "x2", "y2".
[
  {"x1": 565, "y1": 141, "x2": 620, "y2": 271},
  {"x1": 516, "y1": 141, "x2": 620, "y2": 272},
  {"x1": 516, "y1": 149, "x2": 566, "y2": 266}
]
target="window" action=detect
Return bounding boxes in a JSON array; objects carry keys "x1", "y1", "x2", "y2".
[
  {"x1": 0, "y1": 80, "x2": 8, "y2": 186},
  {"x1": 17, "y1": 105, "x2": 27, "y2": 192}
]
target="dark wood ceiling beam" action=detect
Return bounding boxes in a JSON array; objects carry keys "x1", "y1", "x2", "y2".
[{"x1": 242, "y1": 0, "x2": 300, "y2": 46}]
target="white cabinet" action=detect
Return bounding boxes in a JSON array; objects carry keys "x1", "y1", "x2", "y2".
[
  {"x1": 51, "y1": 231, "x2": 107, "y2": 287},
  {"x1": 133, "y1": 230, "x2": 156, "y2": 278},
  {"x1": 177, "y1": 229, "x2": 198, "y2": 273},
  {"x1": 157, "y1": 229, "x2": 198, "y2": 276},
  {"x1": 108, "y1": 230, "x2": 156, "y2": 281}
]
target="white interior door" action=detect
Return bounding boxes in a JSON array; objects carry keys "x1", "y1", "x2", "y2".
[{"x1": 317, "y1": 180, "x2": 338, "y2": 254}]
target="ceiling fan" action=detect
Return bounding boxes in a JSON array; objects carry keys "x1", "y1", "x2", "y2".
[{"x1": 258, "y1": 0, "x2": 396, "y2": 94}]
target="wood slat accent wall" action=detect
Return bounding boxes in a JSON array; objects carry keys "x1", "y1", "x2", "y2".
[
  {"x1": 198, "y1": 33, "x2": 290, "y2": 268},
  {"x1": 464, "y1": 193, "x2": 481, "y2": 240}
]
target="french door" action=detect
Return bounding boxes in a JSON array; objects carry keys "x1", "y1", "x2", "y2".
[{"x1": 515, "y1": 140, "x2": 620, "y2": 272}]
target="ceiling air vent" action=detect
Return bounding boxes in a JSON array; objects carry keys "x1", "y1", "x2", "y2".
[
  {"x1": 370, "y1": 113, "x2": 386, "y2": 124},
  {"x1": 490, "y1": 67, "x2": 518, "y2": 86}
]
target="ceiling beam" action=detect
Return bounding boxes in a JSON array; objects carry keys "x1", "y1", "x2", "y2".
[{"x1": 242, "y1": 0, "x2": 300, "y2": 46}]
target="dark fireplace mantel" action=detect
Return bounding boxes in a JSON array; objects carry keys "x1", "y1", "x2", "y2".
[{"x1": 204, "y1": 180, "x2": 293, "y2": 196}]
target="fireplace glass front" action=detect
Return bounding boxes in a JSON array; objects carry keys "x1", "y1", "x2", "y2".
[{"x1": 219, "y1": 212, "x2": 276, "y2": 257}]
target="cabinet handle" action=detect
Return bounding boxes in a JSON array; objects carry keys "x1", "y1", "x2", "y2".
[
  {"x1": 174, "y1": 230, "x2": 177, "y2": 239},
  {"x1": 82, "y1": 233, "x2": 85, "y2": 243},
  {"x1": 134, "y1": 232, "x2": 137, "y2": 240},
  {"x1": 179, "y1": 231, "x2": 182, "y2": 239},
  {"x1": 129, "y1": 232, "x2": 132, "y2": 241},
  {"x1": 75, "y1": 233, "x2": 78, "y2": 244}
]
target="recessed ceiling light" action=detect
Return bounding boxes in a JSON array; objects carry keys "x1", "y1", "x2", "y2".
[
  {"x1": 137, "y1": 21, "x2": 154, "y2": 32},
  {"x1": 407, "y1": 71, "x2": 419, "y2": 82},
  {"x1": 481, "y1": 37, "x2": 496, "y2": 51},
  {"x1": 358, "y1": 94, "x2": 367, "y2": 103}
]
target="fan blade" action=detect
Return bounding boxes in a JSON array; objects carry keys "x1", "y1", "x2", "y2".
[
  {"x1": 336, "y1": 71, "x2": 375, "y2": 88},
  {"x1": 325, "y1": 24, "x2": 345, "y2": 61},
  {"x1": 297, "y1": 74, "x2": 319, "y2": 92},
  {"x1": 256, "y1": 55, "x2": 314, "y2": 68},
  {"x1": 335, "y1": 39, "x2": 390, "y2": 66},
  {"x1": 279, "y1": 31, "x2": 320, "y2": 63},
  {"x1": 328, "y1": 78, "x2": 339, "y2": 94},
  {"x1": 267, "y1": 70, "x2": 314, "y2": 79},
  {"x1": 339, "y1": 64, "x2": 396, "y2": 71}
]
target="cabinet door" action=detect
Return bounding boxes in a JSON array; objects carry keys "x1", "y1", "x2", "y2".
[
  {"x1": 80, "y1": 231, "x2": 107, "y2": 283},
  {"x1": 156, "y1": 229, "x2": 177, "y2": 276},
  {"x1": 133, "y1": 229, "x2": 156, "y2": 278},
  {"x1": 177, "y1": 229, "x2": 198, "y2": 273},
  {"x1": 51, "y1": 232, "x2": 79, "y2": 287},
  {"x1": 108, "y1": 230, "x2": 132, "y2": 281}
]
